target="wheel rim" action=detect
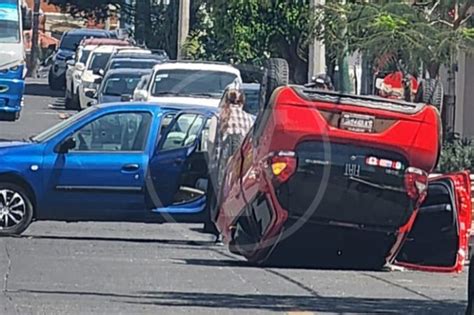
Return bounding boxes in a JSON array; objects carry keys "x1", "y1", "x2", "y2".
[{"x1": 0, "y1": 189, "x2": 26, "y2": 230}]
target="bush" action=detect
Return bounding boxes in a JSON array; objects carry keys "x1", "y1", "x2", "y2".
[{"x1": 436, "y1": 137, "x2": 474, "y2": 173}]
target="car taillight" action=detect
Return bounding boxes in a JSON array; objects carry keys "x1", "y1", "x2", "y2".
[
  {"x1": 404, "y1": 167, "x2": 428, "y2": 203},
  {"x1": 265, "y1": 151, "x2": 297, "y2": 184}
]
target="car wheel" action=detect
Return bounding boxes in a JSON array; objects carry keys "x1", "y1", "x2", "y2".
[
  {"x1": 48, "y1": 69, "x2": 62, "y2": 91},
  {"x1": 0, "y1": 183, "x2": 34, "y2": 236},
  {"x1": 260, "y1": 58, "x2": 289, "y2": 108}
]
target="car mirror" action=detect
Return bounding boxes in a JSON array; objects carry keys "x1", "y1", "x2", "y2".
[
  {"x1": 120, "y1": 94, "x2": 132, "y2": 102},
  {"x1": 92, "y1": 68, "x2": 102, "y2": 75},
  {"x1": 85, "y1": 90, "x2": 96, "y2": 99},
  {"x1": 135, "y1": 90, "x2": 148, "y2": 101},
  {"x1": 57, "y1": 137, "x2": 76, "y2": 154},
  {"x1": 98, "y1": 69, "x2": 105, "y2": 76},
  {"x1": 75, "y1": 63, "x2": 85, "y2": 71},
  {"x1": 88, "y1": 100, "x2": 98, "y2": 107},
  {"x1": 66, "y1": 59, "x2": 75, "y2": 66}
]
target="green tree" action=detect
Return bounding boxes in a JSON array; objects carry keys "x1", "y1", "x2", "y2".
[{"x1": 184, "y1": 0, "x2": 315, "y2": 83}]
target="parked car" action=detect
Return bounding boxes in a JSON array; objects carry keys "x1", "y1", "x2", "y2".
[
  {"x1": 96, "y1": 69, "x2": 152, "y2": 104},
  {"x1": 103, "y1": 57, "x2": 163, "y2": 74},
  {"x1": 133, "y1": 61, "x2": 242, "y2": 107},
  {"x1": 65, "y1": 38, "x2": 131, "y2": 110},
  {"x1": 48, "y1": 29, "x2": 116, "y2": 91},
  {"x1": 0, "y1": 102, "x2": 216, "y2": 236},
  {"x1": 78, "y1": 45, "x2": 137, "y2": 110},
  {"x1": 210, "y1": 61, "x2": 471, "y2": 272}
]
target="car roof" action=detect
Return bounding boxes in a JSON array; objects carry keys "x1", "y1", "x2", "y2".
[
  {"x1": 80, "y1": 38, "x2": 131, "y2": 47},
  {"x1": 110, "y1": 53, "x2": 167, "y2": 60},
  {"x1": 152, "y1": 62, "x2": 240, "y2": 76},
  {"x1": 96, "y1": 102, "x2": 217, "y2": 114},
  {"x1": 105, "y1": 69, "x2": 152, "y2": 76}
]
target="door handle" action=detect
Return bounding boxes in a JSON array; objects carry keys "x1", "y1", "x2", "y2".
[
  {"x1": 174, "y1": 158, "x2": 185, "y2": 165},
  {"x1": 122, "y1": 164, "x2": 140, "y2": 172}
]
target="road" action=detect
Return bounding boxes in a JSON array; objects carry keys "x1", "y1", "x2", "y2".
[{"x1": 0, "y1": 79, "x2": 468, "y2": 315}]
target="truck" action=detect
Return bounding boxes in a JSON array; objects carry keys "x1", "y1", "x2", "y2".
[{"x1": 0, "y1": 0, "x2": 31, "y2": 121}]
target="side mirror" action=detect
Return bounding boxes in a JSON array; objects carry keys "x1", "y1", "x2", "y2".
[
  {"x1": 92, "y1": 68, "x2": 102, "y2": 75},
  {"x1": 135, "y1": 90, "x2": 148, "y2": 101},
  {"x1": 85, "y1": 90, "x2": 96, "y2": 99},
  {"x1": 75, "y1": 63, "x2": 85, "y2": 71},
  {"x1": 98, "y1": 69, "x2": 105, "y2": 77},
  {"x1": 66, "y1": 59, "x2": 75, "y2": 66},
  {"x1": 88, "y1": 100, "x2": 98, "y2": 107},
  {"x1": 57, "y1": 137, "x2": 76, "y2": 153},
  {"x1": 121, "y1": 94, "x2": 132, "y2": 102}
]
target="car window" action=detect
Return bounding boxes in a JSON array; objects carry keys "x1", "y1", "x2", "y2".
[
  {"x1": 102, "y1": 75, "x2": 143, "y2": 96},
  {"x1": 79, "y1": 50, "x2": 91, "y2": 64},
  {"x1": 151, "y1": 69, "x2": 238, "y2": 98},
  {"x1": 88, "y1": 52, "x2": 112, "y2": 70},
  {"x1": 160, "y1": 114, "x2": 204, "y2": 151},
  {"x1": 111, "y1": 60, "x2": 156, "y2": 70},
  {"x1": 70, "y1": 112, "x2": 152, "y2": 152}
]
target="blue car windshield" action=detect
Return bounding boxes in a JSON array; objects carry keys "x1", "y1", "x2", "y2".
[{"x1": 32, "y1": 107, "x2": 97, "y2": 143}]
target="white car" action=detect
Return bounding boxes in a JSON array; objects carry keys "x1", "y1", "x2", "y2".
[
  {"x1": 64, "y1": 44, "x2": 94, "y2": 109},
  {"x1": 77, "y1": 46, "x2": 145, "y2": 109},
  {"x1": 133, "y1": 62, "x2": 242, "y2": 107}
]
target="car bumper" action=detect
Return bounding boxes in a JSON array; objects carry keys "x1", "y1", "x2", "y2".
[
  {"x1": 0, "y1": 78, "x2": 25, "y2": 113},
  {"x1": 78, "y1": 85, "x2": 95, "y2": 109}
]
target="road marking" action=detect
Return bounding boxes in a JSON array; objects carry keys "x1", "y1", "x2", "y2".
[
  {"x1": 287, "y1": 312, "x2": 315, "y2": 315},
  {"x1": 34, "y1": 112, "x2": 65, "y2": 116}
]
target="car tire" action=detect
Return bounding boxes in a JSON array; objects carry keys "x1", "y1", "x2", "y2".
[
  {"x1": 0, "y1": 182, "x2": 34, "y2": 236},
  {"x1": 259, "y1": 58, "x2": 289, "y2": 108},
  {"x1": 48, "y1": 69, "x2": 62, "y2": 91}
]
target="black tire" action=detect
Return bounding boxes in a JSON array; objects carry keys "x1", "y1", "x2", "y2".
[
  {"x1": 0, "y1": 112, "x2": 19, "y2": 122},
  {"x1": 0, "y1": 182, "x2": 34, "y2": 236},
  {"x1": 48, "y1": 69, "x2": 62, "y2": 91},
  {"x1": 259, "y1": 58, "x2": 289, "y2": 108}
]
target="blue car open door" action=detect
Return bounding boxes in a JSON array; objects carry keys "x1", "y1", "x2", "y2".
[{"x1": 147, "y1": 111, "x2": 212, "y2": 217}]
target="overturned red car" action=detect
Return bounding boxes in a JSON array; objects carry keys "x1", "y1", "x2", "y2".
[{"x1": 213, "y1": 84, "x2": 472, "y2": 272}]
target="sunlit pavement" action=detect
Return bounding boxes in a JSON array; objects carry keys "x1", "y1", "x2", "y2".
[{"x1": 0, "y1": 80, "x2": 468, "y2": 315}]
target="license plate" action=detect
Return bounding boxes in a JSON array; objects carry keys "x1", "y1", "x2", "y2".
[{"x1": 340, "y1": 113, "x2": 374, "y2": 133}]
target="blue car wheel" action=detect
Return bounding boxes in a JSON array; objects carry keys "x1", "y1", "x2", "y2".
[{"x1": 0, "y1": 183, "x2": 34, "y2": 236}]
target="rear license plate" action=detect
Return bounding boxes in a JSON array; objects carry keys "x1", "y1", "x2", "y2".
[{"x1": 340, "y1": 113, "x2": 374, "y2": 133}]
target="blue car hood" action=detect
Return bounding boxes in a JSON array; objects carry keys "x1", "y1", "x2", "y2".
[{"x1": 0, "y1": 141, "x2": 29, "y2": 149}]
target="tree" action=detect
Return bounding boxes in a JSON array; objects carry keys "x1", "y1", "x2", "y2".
[{"x1": 184, "y1": 0, "x2": 316, "y2": 83}]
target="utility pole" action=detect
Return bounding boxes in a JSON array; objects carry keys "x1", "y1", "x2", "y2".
[
  {"x1": 177, "y1": 0, "x2": 190, "y2": 60},
  {"x1": 29, "y1": 0, "x2": 41, "y2": 78},
  {"x1": 308, "y1": 0, "x2": 326, "y2": 81}
]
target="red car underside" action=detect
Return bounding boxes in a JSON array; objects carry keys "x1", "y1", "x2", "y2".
[{"x1": 217, "y1": 86, "x2": 471, "y2": 272}]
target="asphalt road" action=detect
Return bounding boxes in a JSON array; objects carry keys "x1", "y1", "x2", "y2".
[{"x1": 0, "y1": 79, "x2": 469, "y2": 315}]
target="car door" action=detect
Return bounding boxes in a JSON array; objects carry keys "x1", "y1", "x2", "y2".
[
  {"x1": 395, "y1": 171, "x2": 472, "y2": 272},
  {"x1": 147, "y1": 111, "x2": 210, "y2": 214},
  {"x1": 43, "y1": 110, "x2": 154, "y2": 220}
]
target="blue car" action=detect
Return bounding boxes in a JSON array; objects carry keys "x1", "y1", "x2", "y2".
[{"x1": 0, "y1": 102, "x2": 215, "y2": 235}]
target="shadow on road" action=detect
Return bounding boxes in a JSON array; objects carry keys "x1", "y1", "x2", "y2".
[
  {"x1": 7, "y1": 288, "x2": 466, "y2": 314},
  {"x1": 22, "y1": 234, "x2": 215, "y2": 247},
  {"x1": 25, "y1": 82, "x2": 63, "y2": 98}
]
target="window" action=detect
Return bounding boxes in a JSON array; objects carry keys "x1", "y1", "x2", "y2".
[
  {"x1": 102, "y1": 74, "x2": 143, "y2": 96},
  {"x1": 70, "y1": 112, "x2": 152, "y2": 152},
  {"x1": 0, "y1": 1, "x2": 20, "y2": 43},
  {"x1": 151, "y1": 69, "x2": 238, "y2": 98},
  {"x1": 79, "y1": 50, "x2": 91, "y2": 64},
  {"x1": 88, "y1": 52, "x2": 112, "y2": 70},
  {"x1": 160, "y1": 114, "x2": 204, "y2": 151}
]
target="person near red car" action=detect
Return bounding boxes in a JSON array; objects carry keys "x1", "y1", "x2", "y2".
[{"x1": 379, "y1": 70, "x2": 419, "y2": 101}]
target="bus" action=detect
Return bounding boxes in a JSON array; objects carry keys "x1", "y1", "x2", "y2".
[{"x1": 0, "y1": 0, "x2": 31, "y2": 121}]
